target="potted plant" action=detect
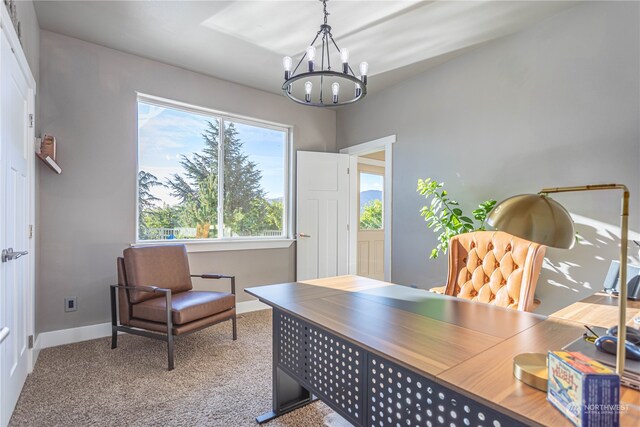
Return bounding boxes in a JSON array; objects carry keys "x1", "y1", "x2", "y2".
[{"x1": 417, "y1": 178, "x2": 496, "y2": 259}]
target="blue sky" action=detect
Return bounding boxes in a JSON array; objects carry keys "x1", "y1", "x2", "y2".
[
  {"x1": 360, "y1": 172, "x2": 383, "y2": 194},
  {"x1": 138, "y1": 102, "x2": 286, "y2": 206}
]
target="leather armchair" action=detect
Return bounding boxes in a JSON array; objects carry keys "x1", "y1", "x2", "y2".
[
  {"x1": 110, "y1": 244, "x2": 236, "y2": 370},
  {"x1": 430, "y1": 231, "x2": 546, "y2": 312}
]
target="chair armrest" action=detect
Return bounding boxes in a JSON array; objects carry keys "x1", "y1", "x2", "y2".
[
  {"x1": 429, "y1": 286, "x2": 447, "y2": 294},
  {"x1": 192, "y1": 274, "x2": 233, "y2": 280},
  {"x1": 191, "y1": 274, "x2": 236, "y2": 295},
  {"x1": 110, "y1": 284, "x2": 171, "y2": 294},
  {"x1": 531, "y1": 298, "x2": 541, "y2": 311},
  {"x1": 109, "y1": 285, "x2": 173, "y2": 330}
]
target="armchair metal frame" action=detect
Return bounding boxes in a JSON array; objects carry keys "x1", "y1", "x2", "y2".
[{"x1": 110, "y1": 274, "x2": 236, "y2": 370}]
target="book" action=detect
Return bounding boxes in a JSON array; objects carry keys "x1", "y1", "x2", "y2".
[
  {"x1": 40, "y1": 134, "x2": 56, "y2": 160},
  {"x1": 547, "y1": 351, "x2": 620, "y2": 426}
]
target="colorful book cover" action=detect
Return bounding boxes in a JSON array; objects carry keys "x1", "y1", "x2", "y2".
[{"x1": 547, "y1": 351, "x2": 620, "y2": 427}]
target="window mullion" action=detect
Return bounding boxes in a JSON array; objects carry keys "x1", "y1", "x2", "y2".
[{"x1": 217, "y1": 117, "x2": 225, "y2": 239}]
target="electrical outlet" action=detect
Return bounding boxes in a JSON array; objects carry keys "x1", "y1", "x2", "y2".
[{"x1": 64, "y1": 297, "x2": 77, "y2": 312}]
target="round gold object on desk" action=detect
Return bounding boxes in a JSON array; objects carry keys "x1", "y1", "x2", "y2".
[{"x1": 513, "y1": 353, "x2": 548, "y2": 391}]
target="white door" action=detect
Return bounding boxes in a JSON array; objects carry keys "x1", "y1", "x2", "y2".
[
  {"x1": 296, "y1": 152, "x2": 350, "y2": 280},
  {"x1": 1, "y1": 29, "x2": 31, "y2": 427}
]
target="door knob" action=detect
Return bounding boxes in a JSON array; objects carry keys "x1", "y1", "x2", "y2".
[
  {"x1": 1, "y1": 248, "x2": 29, "y2": 263},
  {"x1": 298, "y1": 233, "x2": 312, "y2": 238}
]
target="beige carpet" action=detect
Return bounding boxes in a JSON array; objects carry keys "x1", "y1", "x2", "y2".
[{"x1": 10, "y1": 310, "x2": 334, "y2": 426}]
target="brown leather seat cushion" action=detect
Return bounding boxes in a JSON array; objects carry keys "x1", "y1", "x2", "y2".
[{"x1": 132, "y1": 291, "x2": 235, "y2": 325}]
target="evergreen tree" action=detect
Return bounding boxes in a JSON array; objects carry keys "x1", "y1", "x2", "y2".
[
  {"x1": 166, "y1": 121, "x2": 268, "y2": 234},
  {"x1": 144, "y1": 204, "x2": 181, "y2": 230},
  {"x1": 138, "y1": 170, "x2": 162, "y2": 239},
  {"x1": 181, "y1": 174, "x2": 219, "y2": 238}
]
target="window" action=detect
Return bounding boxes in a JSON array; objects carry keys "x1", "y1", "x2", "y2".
[
  {"x1": 359, "y1": 172, "x2": 383, "y2": 230},
  {"x1": 137, "y1": 95, "x2": 289, "y2": 242}
]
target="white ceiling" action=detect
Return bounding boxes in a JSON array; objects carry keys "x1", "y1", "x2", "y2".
[{"x1": 33, "y1": 1, "x2": 577, "y2": 96}]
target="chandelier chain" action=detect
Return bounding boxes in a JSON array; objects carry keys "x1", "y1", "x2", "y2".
[{"x1": 322, "y1": 0, "x2": 329, "y2": 25}]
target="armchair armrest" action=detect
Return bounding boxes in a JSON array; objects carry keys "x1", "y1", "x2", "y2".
[
  {"x1": 531, "y1": 298, "x2": 541, "y2": 311},
  {"x1": 429, "y1": 286, "x2": 447, "y2": 295},
  {"x1": 110, "y1": 284, "x2": 171, "y2": 294},
  {"x1": 110, "y1": 284, "x2": 173, "y2": 333},
  {"x1": 191, "y1": 274, "x2": 236, "y2": 295}
]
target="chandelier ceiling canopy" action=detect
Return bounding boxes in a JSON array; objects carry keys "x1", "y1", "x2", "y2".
[{"x1": 282, "y1": 0, "x2": 368, "y2": 107}]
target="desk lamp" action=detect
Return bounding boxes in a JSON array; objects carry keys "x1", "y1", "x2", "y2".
[{"x1": 487, "y1": 184, "x2": 629, "y2": 390}]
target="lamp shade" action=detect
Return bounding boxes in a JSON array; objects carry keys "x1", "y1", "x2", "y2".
[{"x1": 487, "y1": 194, "x2": 575, "y2": 249}]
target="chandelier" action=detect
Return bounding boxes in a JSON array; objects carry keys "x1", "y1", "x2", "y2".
[{"x1": 282, "y1": 0, "x2": 368, "y2": 107}]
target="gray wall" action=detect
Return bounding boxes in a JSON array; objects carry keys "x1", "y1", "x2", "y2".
[
  {"x1": 37, "y1": 30, "x2": 335, "y2": 333},
  {"x1": 336, "y1": 1, "x2": 640, "y2": 315}
]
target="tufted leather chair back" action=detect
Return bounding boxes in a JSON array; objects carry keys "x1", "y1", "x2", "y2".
[{"x1": 444, "y1": 231, "x2": 546, "y2": 311}]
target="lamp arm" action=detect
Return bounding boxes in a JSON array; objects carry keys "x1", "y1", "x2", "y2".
[
  {"x1": 539, "y1": 183, "x2": 630, "y2": 376},
  {"x1": 539, "y1": 183, "x2": 628, "y2": 195}
]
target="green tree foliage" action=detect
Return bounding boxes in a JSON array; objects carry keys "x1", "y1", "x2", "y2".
[
  {"x1": 165, "y1": 121, "x2": 220, "y2": 203},
  {"x1": 222, "y1": 124, "x2": 266, "y2": 232},
  {"x1": 181, "y1": 174, "x2": 219, "y2": 238},
  {"x1": 138, "y1": 170, "x2": 162, "y2": 239},
  {"x1": 137, "y1": 120, "x2": 286, "y2": 239},
  {"x1": 360, "y1": 199, "x2": 383, "y2": 230},
  {"x1": 417, "y1": 178, "x2": 496, "y2": 259},
  {"x1": 144, "y1": 204, "x2": 181, "y2": 229},
  {"x1": 265, "y1": 200, "x2": 284, "y2": 231}
]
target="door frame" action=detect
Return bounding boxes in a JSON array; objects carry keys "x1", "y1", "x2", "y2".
[
  {"x1": 26, "y1": 88, "x2": 36, "y2": 372},
  {"x1": 340, "y1": 135, "x2": 395, "y2": 282}
]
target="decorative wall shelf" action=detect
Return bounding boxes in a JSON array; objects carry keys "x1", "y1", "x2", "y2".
[{"x1": 36, "y1": 152, "x2": 61, "y2": 174}]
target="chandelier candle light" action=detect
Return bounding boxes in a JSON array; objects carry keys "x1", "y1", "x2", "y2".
[{"x1": 282, "y1": 0, "x2": 368, "y2": 107}]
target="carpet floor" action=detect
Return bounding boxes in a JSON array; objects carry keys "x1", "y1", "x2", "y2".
[{"x1": 9, "y1": 310, "x2": 334, "y2": 426}]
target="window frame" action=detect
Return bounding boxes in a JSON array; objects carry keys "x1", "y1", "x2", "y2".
[{"x1": 135, "y1": 93, "x2": 293, "y2": 250}]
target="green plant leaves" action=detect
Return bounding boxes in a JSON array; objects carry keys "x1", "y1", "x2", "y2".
[{"x1": 417, "y1": 179, "x2": 496, "y2": 260}]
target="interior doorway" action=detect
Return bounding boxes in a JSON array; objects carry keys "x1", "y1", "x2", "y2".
[
  {"x1": 340, "y1": 135, "x2": 395, "y2": 282},
  {"x1": 357, "y1": 153, "x2": 385, "y2": 280}
]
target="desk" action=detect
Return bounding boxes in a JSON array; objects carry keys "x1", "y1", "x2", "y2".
[
  {"x1": 550, "y1": 291, "x2": 640, "y2": 328},
  {"x1": 246, "y1": 276, "x2": 640, "y2": 426}
]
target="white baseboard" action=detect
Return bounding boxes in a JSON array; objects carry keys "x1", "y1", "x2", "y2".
[
  {"x1": 236, "y1": 299, "x2": 270, "y2": 314},
  {"x1": 30, "y1": 335, "x2": 42, "y2": 371},
  {"x1": 39, "y1": 322, "x2": 112, "y2": 350},
  {"x1": 36, "y1": 299, "x2": 270, "y2": 350}
]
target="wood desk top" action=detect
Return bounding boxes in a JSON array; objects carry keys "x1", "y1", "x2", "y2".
[
  {"x1": 550, "y1": 291, "x2": 640, "y2": 328},
  {"x1": 247, "y1": 276, "x2": 544, "y2": 378},
  {"x1": 245, "y1": 275, "x2": 640, "y2": 426}
]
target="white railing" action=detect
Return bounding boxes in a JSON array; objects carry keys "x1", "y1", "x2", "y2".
[
  {"x1": 145, "y1": 228, "x2": 196, "y2": 240},
  {"x1": 145, "y1": 228, "x2": 282, "y2": 240},
  {"x1": 229, "y1": 230, "x2": 283, "y2": 237}
]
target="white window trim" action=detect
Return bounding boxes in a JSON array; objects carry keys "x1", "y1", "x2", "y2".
[
  {"x1": 132, "y1": 238, "x2": 295, "y2": 252},
  {"x1": 135, "y1": 93, "x2": 293, "y2": 250}
]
